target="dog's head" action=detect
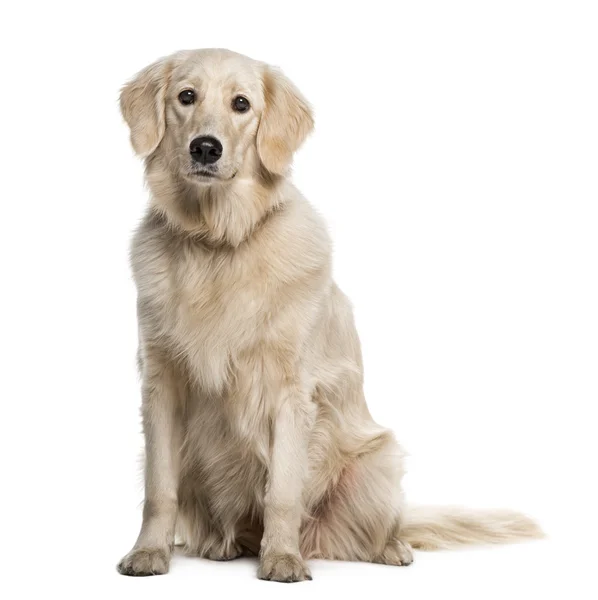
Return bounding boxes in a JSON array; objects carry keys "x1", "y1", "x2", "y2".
[{"x1": 120, "y1": 49, "x2": 314, "y2": 184}]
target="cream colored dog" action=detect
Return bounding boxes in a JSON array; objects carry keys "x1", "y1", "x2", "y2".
[{"x1": 117, "y1": 48, "x2": 542, "y2": 582}]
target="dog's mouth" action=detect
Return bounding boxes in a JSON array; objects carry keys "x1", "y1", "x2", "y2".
[
  {"x1": 188, "y1": 169, "x2": 237, "y2": 182},
  {"x1": 193, "y1": 168, "x2": 217, "y2": 179}
]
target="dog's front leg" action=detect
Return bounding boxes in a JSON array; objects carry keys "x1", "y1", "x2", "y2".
[
  {"x1": 118, "y1": 346, "x2": 182, "y2": 576},
  {"x1": 258, "y1": 379, "x2": 315, "y2": 583}
]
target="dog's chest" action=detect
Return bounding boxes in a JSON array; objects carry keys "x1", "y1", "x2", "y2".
[{"x1": 142, "y1": 238, "x2": 277, "y2": 391}]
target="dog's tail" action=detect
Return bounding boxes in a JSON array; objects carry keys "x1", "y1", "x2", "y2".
[{"x1": 400, "y1": 505, "x2": 544, "y2": 550}]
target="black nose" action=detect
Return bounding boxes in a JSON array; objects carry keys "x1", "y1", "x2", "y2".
[{"x1": 189, "y1": 136, "x2": 223, "y2": 165}]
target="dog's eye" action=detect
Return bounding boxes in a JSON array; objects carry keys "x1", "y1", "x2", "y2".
[
  {"x1": 178, "y1": 90, "x2": 196, "y2": 105},
  {"x1": 232, "y1": 96, "x2": 250, "y2": 113}
]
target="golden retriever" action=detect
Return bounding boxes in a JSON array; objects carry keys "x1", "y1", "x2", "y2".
[{"x1": 117, "y1": 48, "x2": 542, "y2": 582}]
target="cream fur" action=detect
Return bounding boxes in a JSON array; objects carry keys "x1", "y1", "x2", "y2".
[{"x1": 117, "y1": 49, "x2": 543, "y2": 582}]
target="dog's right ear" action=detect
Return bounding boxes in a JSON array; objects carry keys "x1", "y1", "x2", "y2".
[{"x1": 120, "y1": 57, "x2": 171, "y2": 157}]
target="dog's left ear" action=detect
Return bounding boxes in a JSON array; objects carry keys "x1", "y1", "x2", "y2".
[
  {"x1": 120, "y1": 57, "x2": 172, "y2": 157},
  {"x1": 257, "y1": 67, "x2": 314, "y2": 176}
]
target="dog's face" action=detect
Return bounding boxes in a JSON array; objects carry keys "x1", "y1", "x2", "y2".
[{"x1": 120, "y1": 49, "x2": 314, "y2": 183}]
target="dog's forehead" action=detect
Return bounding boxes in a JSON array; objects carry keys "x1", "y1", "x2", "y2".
[{"x1": 172, "y1": 50, "x2": 263, "y2": 93}]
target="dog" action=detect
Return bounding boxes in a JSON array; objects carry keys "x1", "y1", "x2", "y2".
[{"x1": 117, "y1": 48, "x2": 542, "y2": 582}]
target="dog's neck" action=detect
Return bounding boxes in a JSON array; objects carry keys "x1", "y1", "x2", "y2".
[{"x1": 146, "y1": 164, "x2": 285, "y2": 248}]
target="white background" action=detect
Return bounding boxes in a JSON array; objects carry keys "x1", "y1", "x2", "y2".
[{"x1": 1, "y1": 1, "x2": 597, "y2": 598}]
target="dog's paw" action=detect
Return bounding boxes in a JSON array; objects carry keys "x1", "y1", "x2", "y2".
[
  {"x1": 205, "y1": 541, "x2": 243, "y2": 561},
  {"x1": 373, "y1": 539, "x2": 414, "y2": 566},
  {"x1": 117, "y1": 547, "x2": 170, "y2": 576},
  {"x1": 258, "y1": 553, "x2": 312, "y2": 582}
]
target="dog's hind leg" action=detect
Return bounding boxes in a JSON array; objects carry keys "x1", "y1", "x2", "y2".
[{"x1": 301, "y1": 430, "x2": 412, "y2": 565}]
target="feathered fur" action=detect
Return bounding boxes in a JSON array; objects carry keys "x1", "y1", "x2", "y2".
[{"x1": 117, "y1": 49, "x2": 542, "y2": 582}]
